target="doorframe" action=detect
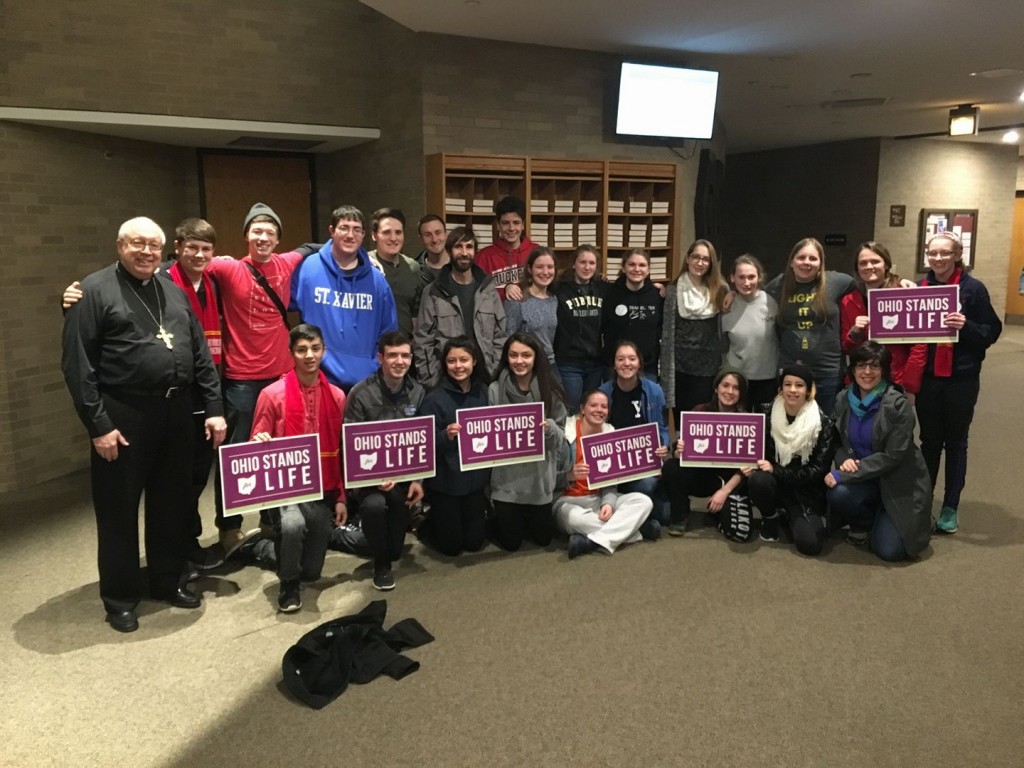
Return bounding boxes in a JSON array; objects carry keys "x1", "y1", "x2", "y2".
[{"x1": 196, "y1": 148, "x2": 320, "y2": 237}]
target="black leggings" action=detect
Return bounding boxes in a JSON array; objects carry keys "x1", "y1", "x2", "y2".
[
  {"x1": 490, "y1": 500, "x2": 554, "y2": 552},
  {"x1": 747, "y1": 470, "x2": 826, "y2": 556},
  {"x1": 421, "y1": 490, "x2": 487, "y2": 556},
  {"x1": 916, "y1": 375, "x2": 979, "y2": 510}
]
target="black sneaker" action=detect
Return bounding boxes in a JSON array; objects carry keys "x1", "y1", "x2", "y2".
[
  {"x1": 639, "y1": 517, "x2": 662, "y2": 541},
  {"x1": 372, "y1": 561, "x2": 396, "y2": 591},
  {"x1": 277, "y1": 579, "x2": 301, "y2": 612},
  {"x1": 759, "y1": 513, "x2": 781, "y2": 542},
  {"x1": 567, "y1": 533, "x2": 596, "y2": 559}
]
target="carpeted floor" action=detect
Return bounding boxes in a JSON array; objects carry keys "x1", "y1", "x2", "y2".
[{"x1": 4, "y1": 328, "x2": 1023, "y2": 768}]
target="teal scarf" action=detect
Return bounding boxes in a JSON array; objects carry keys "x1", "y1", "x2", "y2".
[{"x1": 848, "y1": 381, "x2": 887, "y2": 419}]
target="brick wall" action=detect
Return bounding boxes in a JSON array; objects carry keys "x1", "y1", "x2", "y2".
[
  {"x1": 323, "y1": 21, "x2": 427, "y2": 235},
  {"x1": 0, "y1": 0, "x2": 379, "y2": 127},
  {"x1": 874, "y1": 138, "x2": 1016, "y2": 314},
  {"x1": 0, "y1": 122, "x2": 192, "y2": 490},
  {"x1": 722, "y1": 139, "x2": 882, "y2": 279}
]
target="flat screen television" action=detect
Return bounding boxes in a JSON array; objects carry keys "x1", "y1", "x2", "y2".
[{"x1": 615, "y1": 62, "x2": 719, "y2": 141}]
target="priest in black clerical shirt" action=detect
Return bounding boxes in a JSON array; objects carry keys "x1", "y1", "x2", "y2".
[{"x1": 61, "y1": 216, "x2": 227, "y2": 633}]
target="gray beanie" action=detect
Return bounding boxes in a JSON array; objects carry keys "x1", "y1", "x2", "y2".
[{"x1": 243, "y1": 202, "x2": 282, "y2": 236}]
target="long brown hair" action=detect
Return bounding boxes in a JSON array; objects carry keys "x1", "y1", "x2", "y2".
[
  {"x1": 779, "y1": 237, "x2": 829, "y2": 320},
  {"x1": 678, "y1": 239, "x2": 726, "y2": 311}
]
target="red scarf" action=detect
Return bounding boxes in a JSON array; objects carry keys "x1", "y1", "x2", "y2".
[
  {"x1": 283, "y1": 370, "x2": 342, "y2": 493},
  {"x1": 931, "y1": 267, "x2": 962, "y2": 377},
  {"x1": 169, "y1": 261, "x2": 222, "y2": 365}
]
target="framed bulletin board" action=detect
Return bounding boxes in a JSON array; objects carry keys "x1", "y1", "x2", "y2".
[{"x1": 918, "y1": 208, "x2": 977, "y2": 272}]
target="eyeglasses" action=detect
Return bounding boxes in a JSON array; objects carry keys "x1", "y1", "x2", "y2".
[
  {"x1": 854, "y1": 361, "x2": 883, "y2": 371},
  {"x1": 689, "y1": 255, "x2": 711, "y2": 263},
  {"x1": 334, "y1": 225, "x2": 364, "y2": 236},
  {"x1": 925, "y1": 249, "x2": 956, "y2": 258},
  {"x1": 125, "y1": 238, "x2": 163, "y2": 252}
]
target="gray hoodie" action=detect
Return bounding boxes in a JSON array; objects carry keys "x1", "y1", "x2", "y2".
[{"x1": 487, "y1": 370, "x2": 570, "y2": 504}]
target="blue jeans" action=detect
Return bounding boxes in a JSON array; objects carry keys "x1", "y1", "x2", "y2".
[
  {"x1": 557, "y1": 360, "x2": 604, "y2": 412},
  {"x1": 214, "y1": 377, "x2": 277, "y2": 528},
  {"x1": 814, "y1": 372, "x2": 842, "y2": 418},
  {"x1": 827, "y1": 480, "x2": 907, "y2": 561}
]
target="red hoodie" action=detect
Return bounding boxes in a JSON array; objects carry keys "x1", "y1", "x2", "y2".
[{"x1": 474, "y1": 236, "x2": 538, "y2": 301}]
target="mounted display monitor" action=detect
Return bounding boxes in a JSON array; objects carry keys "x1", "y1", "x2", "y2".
[{"x1": 615, "y1": 62, "x2": 719, "y2": 141}]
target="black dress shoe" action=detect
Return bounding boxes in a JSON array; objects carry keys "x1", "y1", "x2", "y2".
[
  {"x1": 105, "y1": 609, "x2": 139, "y2": 633},
  {"x1": 154, "y1": 586, "x2": 202, "y2": 609}
]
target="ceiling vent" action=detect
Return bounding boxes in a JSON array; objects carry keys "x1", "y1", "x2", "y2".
[
  {"x1": 226, "y1": 136, "x2": 325, "y2": 151},
  {"x1": 821, "y1": 97, "x2": 889, "y2": 110}
]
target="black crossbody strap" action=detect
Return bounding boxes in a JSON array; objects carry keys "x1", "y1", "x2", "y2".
[{"x1": 244, "y1": 262, "x2": 291, "y2": 328}]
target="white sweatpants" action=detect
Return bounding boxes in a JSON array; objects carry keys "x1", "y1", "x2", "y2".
[{"x1": 553, "y1": 492, "x2": 653, "y2": 554}]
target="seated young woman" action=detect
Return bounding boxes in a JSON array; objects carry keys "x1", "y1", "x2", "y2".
[
  {"x1": 743, "y1": 364, "x2": 837, "y2": 556},
  {"x1": 488, "y1": 331, "x2": 570, "y2": 551},
  {"x1": 662, "y1": 368, "x2": 753, "y2": 541},
  {"x1": 824, "y1": 341, "x2": 932, "y2": 561},
  {"x1": 418, "y1": 337, "x2": 491, "y2": 557},
  {"x1": 597, "y1": 340, "x2": 671, "y2": 523},
  {"x1": 555, "y1": 389, "x2": 660, "y2": 558}
]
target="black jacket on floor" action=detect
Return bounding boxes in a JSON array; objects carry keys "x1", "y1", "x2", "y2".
[{"x1": 282, "y1": 600, "x2": 434, "y2": 709}]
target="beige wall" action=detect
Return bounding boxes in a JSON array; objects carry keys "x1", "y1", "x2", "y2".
[{"x1": 874, "y1": 138, "x2": 1017, "y2": 313}]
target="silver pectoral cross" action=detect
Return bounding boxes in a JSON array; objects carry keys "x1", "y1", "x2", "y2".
[{"x1": 156, "y1": 325, "x2": 174, "y2": 349}]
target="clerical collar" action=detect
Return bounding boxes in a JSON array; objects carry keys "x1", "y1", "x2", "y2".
[{"x1": 116, "y1": 262, "x2": 151, "y2": 286}]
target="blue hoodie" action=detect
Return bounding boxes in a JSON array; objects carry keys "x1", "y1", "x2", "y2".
[{"x1": 291, "y1": 243, "x2": 398, "y2": 389}]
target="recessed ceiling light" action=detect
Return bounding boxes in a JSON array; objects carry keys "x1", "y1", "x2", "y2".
[
  {"x1": 1019, "y1": 90, "x2": 1024, "y2": 102},
  {"x1": 1003, "y1": 130, "x2": 1020, "y2": 143}
]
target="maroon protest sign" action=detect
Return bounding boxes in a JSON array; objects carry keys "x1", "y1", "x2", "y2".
[
  {"x1": 219, "y1": 434, "x2": 322, "y2": 515},
  {"x1": 868, "y1": 285, "x2": 959, "y2": 344},
  {"x1": 678, "y1": 412, "x2": 764, "y2": 468},
  {"x1": 580, "y1": 422, "x2": 662, "y2": 490},
  {"x1": 456, "y1": 402, "x2": 545, "y2": 471},
  {"x1": 343, "y1": 415, "x2": 435, "y2": 488}
]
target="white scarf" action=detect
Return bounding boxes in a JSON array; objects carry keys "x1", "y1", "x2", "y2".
[
  {"x1": 675, "y1": 272, "x2": 716, "y2": 319},
  {"x1": 770, "y1": 396, "x2": 822, "y2": 466}
]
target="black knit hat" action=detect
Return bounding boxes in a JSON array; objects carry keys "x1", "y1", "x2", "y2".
[
  {"x1": 778, "y1": 363, "x2": 814, "y2": 390},
  {"x1": 243, "y1": 202, "x2": 282, "y2": 237}
]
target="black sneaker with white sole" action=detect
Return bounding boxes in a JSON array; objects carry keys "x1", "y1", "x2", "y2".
[
  {"x1": 372, "y1": 561, "x2": 395, "y2": 591},
  {"x1": 278, "y1": 579, "x2": 302, "y2": 613},
  {"x1": 759, "y1": 513, "x2": 781, "y2": 542}
]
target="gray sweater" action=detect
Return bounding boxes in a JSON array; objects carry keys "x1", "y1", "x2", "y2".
[
  {"x1": 720, "y1": 291, "x2": 780, "y2": 381},
  {"x1": 504, "y1": 294, "x2": 558, "y2": 365},
  {"x1": 487, "y1": 370, "x2": 570, "y2": 504}
]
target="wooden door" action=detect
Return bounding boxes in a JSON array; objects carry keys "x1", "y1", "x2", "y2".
[
  {"x1": 1004, "y1": 193, "x2": 1024, "y2": 319},
  {"x1": 200, "y1": 152, "x2": 316, "y2": 257}
]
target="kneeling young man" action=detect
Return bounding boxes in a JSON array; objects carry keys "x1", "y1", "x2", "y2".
[
  {"x1": 345, "y1": 331, "x2": 425, "y2": 590},
  {"x1": 251, "y1": 324, "x2": 347, "y2": 612}
]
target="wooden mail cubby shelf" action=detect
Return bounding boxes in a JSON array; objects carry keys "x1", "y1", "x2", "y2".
[{"x1": 425, "y1": 153, "x2": 678, "y2": 281}]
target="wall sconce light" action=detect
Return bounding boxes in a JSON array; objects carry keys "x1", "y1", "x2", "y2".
[{"x1": 948, "y1": 104, "x2": 979, "y2": 136}]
